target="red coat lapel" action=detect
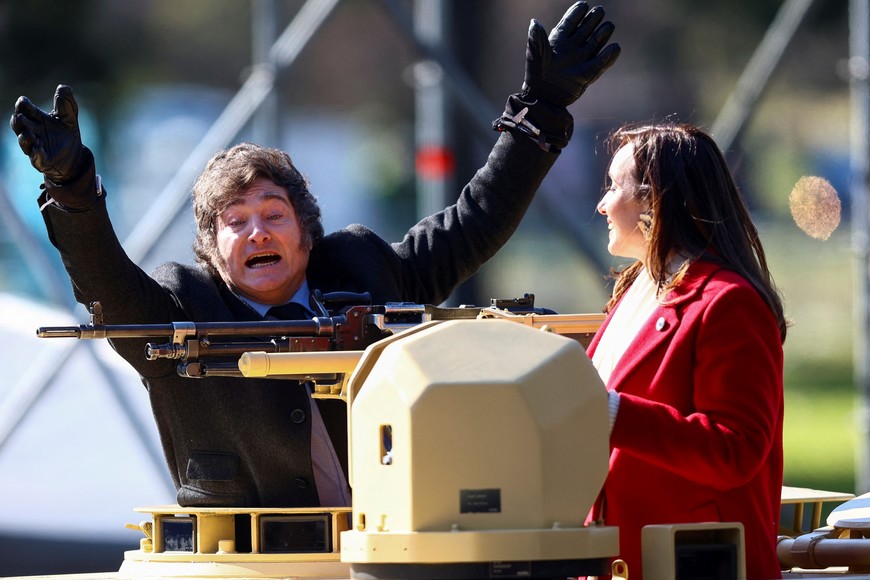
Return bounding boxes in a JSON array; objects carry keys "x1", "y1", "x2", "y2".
[{"x1": 587, "y1": 261, "x2": 724, "y2": 390}]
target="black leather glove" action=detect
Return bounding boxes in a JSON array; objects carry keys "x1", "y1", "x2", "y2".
[
  {"x1": 10, "y1": 84, "x2": 90, "y2": 185},
  {"x1": 10, "y1": 84, "x2": 100, "y2": 210},
  {"x1": 522, "y1": 2, "x2": 620, "y2": 108}
]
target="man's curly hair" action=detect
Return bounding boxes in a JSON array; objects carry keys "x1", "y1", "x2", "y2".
[{"x1": 191, "y1": 143, "x2": 324, "y2": 277}]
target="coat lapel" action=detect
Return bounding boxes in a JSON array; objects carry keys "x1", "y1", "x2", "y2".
[
  {"x1": 590, "y1": 260, "x2": 723, "y2": 391},
  {"x1": 604, "y1": 307, "x2": 679, "y2": 390}
]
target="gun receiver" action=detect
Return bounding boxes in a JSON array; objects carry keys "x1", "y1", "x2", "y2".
[{"x1": 35, "y1": 294, "x2": 604, "y2": 392}]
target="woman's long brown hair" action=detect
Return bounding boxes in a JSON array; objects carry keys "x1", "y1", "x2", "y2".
[{"x1": 604, "y1": 123, "x2": 787, "y2": 342}]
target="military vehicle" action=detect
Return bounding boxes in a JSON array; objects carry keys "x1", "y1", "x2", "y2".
[{"x1": 10, "y1": 295, "x2": 870, "y2": 579}]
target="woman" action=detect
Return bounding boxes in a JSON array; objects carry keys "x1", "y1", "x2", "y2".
[{"x1": 588, "y1": 123, "x2": 787, "y2": 579}]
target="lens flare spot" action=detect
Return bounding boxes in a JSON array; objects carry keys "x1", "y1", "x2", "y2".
[{"x1": 789, "y1": 176, "x2": 841, "y2": 241}]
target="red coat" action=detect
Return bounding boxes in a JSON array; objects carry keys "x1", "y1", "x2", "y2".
[{"x1": 587, "y1": 260, "x2": 784, "y2": 580}]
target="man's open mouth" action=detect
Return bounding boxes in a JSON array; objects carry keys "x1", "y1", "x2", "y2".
[{"x1": 246, "y1": 253, "x2": 281, "y2": 268}]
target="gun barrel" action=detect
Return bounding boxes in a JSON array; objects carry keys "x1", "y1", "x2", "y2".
[
  {"x1": 37, "y1": 324, "x2": 177, "y2": 339},
  {"x1": 36, "y1": 326, "x2": 86, "y2": 338},
  {"x1": 36, "y1": 318, "x2": 338, "y2": 341}
]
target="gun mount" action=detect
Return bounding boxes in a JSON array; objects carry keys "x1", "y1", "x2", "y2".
[
  {"x1": 338, "y1": 318, "x2": 617, "y2": 579},
  {"x1": 107, "y1": 318, "x2": 622, "y2": 580}
]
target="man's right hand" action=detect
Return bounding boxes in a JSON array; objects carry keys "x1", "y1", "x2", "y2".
[{"x1": 10, "y1": 84, "x2": 88, "y2": 185}]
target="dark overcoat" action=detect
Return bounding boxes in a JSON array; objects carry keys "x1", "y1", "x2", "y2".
[{"x1": 40, "y1": 131, "x2": 559, "y2": 507}]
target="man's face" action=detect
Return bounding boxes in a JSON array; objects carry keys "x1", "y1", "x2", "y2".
[{"x1": 213, "y1": 177, "x2": 310, "y2": 305}]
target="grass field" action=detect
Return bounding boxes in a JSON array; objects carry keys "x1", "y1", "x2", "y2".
[
  {"x1": 784, "y1": 389, "x2": 856, "y2": 493},
  {"x1": 764, "y1": 220, "x2": 859, "y2": 497}
]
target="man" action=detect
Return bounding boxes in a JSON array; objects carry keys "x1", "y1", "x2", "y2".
[{"x1": 10, "y1": 2, "x2": 619, "y2": 508}]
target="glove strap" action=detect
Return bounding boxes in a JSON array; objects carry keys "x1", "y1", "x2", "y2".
[
  {"x1": 40, "y1": 174, "x2": 102, "y2": 212},
  {"x1": 493, "y1": 107, "x2": 551, "y2": 152},
  {"x1": 492, "y1": 94, "x2": 573, "y2": 153},
  {"x1": 38, "y1": 148, "x2": 104, "y2": 213}
]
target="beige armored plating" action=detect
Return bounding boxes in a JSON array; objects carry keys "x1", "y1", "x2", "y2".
[{"x1": 339, "y1": 320, "x2": 617, "y2": 568}]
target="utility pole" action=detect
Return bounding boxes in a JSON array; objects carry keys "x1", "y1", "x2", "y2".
[
  {"x1": 850, "y1": 0, "x2": 870, "y2": 493},
  {"x1": 412, "y1": 0, "x2": 455, "y2": 221},
  {"x1": 252, "y1": 0, "x2": 279, "y2": 146}
]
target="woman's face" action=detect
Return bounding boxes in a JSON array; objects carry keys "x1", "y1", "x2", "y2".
[{"x1": 597, "y1": 144, "x2": 650, "y2": 261}]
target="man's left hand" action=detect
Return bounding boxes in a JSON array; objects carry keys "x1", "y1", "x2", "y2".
[{"x1": 522, "y1": 2, "x2": 621, "y2": 108}]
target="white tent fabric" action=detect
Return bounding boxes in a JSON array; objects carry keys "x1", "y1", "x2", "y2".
[{"x1": 0, "y1": 293, "x2": 174, "y2": 541}]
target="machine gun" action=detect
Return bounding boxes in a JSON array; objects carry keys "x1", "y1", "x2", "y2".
[{"x1": 36, "y1": 292, "x2": 605, "y2": 396}]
